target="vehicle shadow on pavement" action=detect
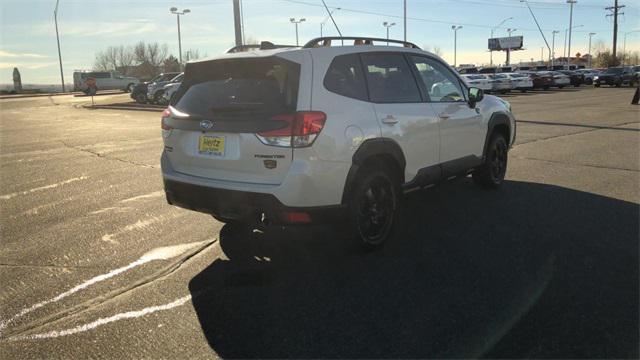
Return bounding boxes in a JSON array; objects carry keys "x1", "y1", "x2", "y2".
[{"x1": 188, "y1": 179, "x2": 639, "y2": 359}]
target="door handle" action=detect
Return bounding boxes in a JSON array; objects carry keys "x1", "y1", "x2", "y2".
[
  {"x1": 381, "y1": 115, "x2": 398, "y2": 125},
  {"x1": 439, "y1": 114, "x2": 451, "y2": 120}
]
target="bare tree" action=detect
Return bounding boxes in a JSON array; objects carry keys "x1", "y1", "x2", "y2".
[
  {"x1": 146, "y1": 43, "x2": 168, "y2": 68},
  {"x1": 116, "y1": 46, "x2": 135, "y2": 74},
  {"x1": 184, "y1": 49, "x2": 207, "y2": 62},
  {"x1": 95, "y1": 41, "x2": 172, "y2": 80}
]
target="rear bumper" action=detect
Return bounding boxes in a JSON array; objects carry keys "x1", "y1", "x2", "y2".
[{"x1": 163, "y1": 179, "x2": 346, "y2": 225}]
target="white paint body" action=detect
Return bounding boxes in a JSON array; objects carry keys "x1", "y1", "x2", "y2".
[{"x1": 161, "y1": 45, "x2": 516, "y2": 208}]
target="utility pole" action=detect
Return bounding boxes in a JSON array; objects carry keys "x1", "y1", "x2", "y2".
[
  {"x1": 452, "y1": 25, "x2": 462, "y2": 67},
  {"x1": 567, "y1": 0, "x2": 577, "y2": 68},
  {"x1": 170, "y1": 7, "x2": 190, "y2": 63},
  {"x1": 551, "y1": 30, "x2": 559, "y2": 68},
  {"x1": 541, "y1": 47, "x2": 544, "y2": 62},
  {"x1": 290, "y1": 18, "x2": 306, "y2": 46},
  {"x1": 233, "y1": 0, "x2": 242, "y2": 46},
  {"x1": 383, "y1": 21, "x2": 396, "y2": 44},
  {"x1": 54, "y1": 0, "x2": 65, "y2": 92},
  {"x1": 606, "y1": 0, "x2": 625, "y2": 66},
  {"x1": 403, "y1": 0, "x2": 407, "y2": 42},
  {"x1": 588, "y1": 32, "x2": 596, "y2": 68}
]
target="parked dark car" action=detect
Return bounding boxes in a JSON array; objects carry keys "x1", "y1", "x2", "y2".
[
  {"x1": 130, "y1": 72, "x2": 181, "y2": 104},
  {"x1": 594, "y1": 67, "x2": 637, "y2": 87},
  {"x1": 558, "y1": 70, "x2": 584, "y2": 87},
  {"x1": 521, "y1": 71, "x2": 553, "y2": 90}
]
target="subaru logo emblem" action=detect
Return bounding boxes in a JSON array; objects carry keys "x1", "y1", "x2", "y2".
[{"x1": 200, "y1": 120, "x2": 213, "y2": 130}]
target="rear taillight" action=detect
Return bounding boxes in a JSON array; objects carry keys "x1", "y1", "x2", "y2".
[
  {"x1": 161, "y1": 108, "x2": 172, "y2": 138},
  {"x1": 256, "y1": 111, "x2": 326, "y2": 148}
]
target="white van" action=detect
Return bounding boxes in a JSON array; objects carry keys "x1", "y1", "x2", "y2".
[{"x1": 73, "y1": 71, "x2": 139, "y2": 94}]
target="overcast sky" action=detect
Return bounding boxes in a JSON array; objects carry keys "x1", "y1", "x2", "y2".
[{"x1": 1, "y1": 0, "x2": 639, "y2": 84}]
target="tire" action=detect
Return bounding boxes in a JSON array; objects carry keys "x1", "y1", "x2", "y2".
[
  {"x1": 125, "y1": 83, "x2": 134, "y2": 93},
  {"x1": 134, "y1": 92, "x2": 147, "y2": 104},
  {"x1": 473, "y1": 133, "x2": 508, "y2": 189},
  {"x1": 543, "y1": 86, "x2": 550, "y2": 90},
  {"x1": 348, "y1": 165, "x2": 400, "y2": 251},
  {"x1": 559, "y1": 85, "x2": 565, "y2": 89},
  {"x1": 152, "y1": 91, "x2": 164, "y2": 104},
  {"x1": 595, "y1": 84, "x2": 600, "y2": 87}
]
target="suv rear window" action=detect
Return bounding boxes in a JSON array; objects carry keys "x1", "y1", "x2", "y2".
[
  {"x1": 172, "y1": 57, "x2": 300, "y2": 119},
  {"x1": 361, "y1": 53, "x2": 421, "y2": 103},
  {"x1": 324, "y1": 54, "x2": 368, "y2": 101}
]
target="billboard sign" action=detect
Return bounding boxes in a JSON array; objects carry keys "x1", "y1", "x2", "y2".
[{"x1": 488, "y1": 36, "x2": 524, "y2": 51}]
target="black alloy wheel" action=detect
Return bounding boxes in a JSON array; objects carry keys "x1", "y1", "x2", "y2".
[
  {"x1": 488, "y1": 137, "x2": 508, "y2": 184},
  {"x1": 351, "y1": 168, "x2": 398, "y2": 249},
  {"x1": 473, "y1": 133, "x2": 508, "y2": 189}
]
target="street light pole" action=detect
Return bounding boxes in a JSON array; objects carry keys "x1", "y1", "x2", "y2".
[
  {"x1": 490, "y1": 17, "x2": 513, "y2": 66},
  {"x1": 551, "y1": 30, "x2": 559, "y2": 68},
  {"x1": 506, "y1": 28, "x2": 517, "y2": 66},
  {"x1": 623, "y1": 30, "x2": 640, "y2": 66},
  {"x1": 566, "y1": 0, "x2": 577, "y2": 67},
  {"x1": 563, "y1": 24, "x2": 583, "y2": 67},
  {"x1": 290, "y1": 18, "x2": 306, "y2": 46},
  {"x1": 588, "y1": 32, "x2": 596, "y2": 68},
  {"x1": 383, "y1": 21, "x2": 396, "y2": 44},
  {"x1": 320, "y1": 8, "x2": 340, "y2": 36},
  {"x1": 170, "y1": 7, "x2": 191, "y2": 63},
  {"x1": 451, "y1": 25, "x2": 462, "y2": 67},
  {"x1": 54, "y1": 0, "x2": 65, "y2": 92}
]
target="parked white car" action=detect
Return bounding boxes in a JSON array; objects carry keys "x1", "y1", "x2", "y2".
[
  {"x1": 503, "y1": 73, "x2": 534, "y2": 92},
  {"x1": 73, "y1": 71, "x2": 139, "y2": 95},
  {"x1": 544, "y1": 71, "x2": 571, "y2": 88},
  {"x1": 160, "y1": 82, "x2": 181, "y2": 105},
  {"x1": 161, "y1": 37, "x2": 516, "y2": 249},
  {"x1": 461, "y1": 74, "x2": 492, "y2": 92},
  {"x1": 487, "y1": 74, "x2": 513, "y2": 93}
]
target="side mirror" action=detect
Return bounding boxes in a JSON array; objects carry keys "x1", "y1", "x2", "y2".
[{"x1": 468, "y1": 87, "x2": 484, "y2": 108}]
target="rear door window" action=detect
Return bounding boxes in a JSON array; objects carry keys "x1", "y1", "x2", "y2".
[
  {"x1": 323, "y1": 54, "x2": 368, "y2": 101},
  {"x1": 172, "y1": 56, "x2": 300, "y2": 119},
  {"x1": 360, "y1": 53, "x2": 421, "y2": 103}
]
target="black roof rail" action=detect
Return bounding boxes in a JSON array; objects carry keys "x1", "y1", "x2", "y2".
[{"x1": 303, "y1": 36, "x2": 420, "y2": 49}]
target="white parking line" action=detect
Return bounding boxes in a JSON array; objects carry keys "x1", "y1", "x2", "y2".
[
  {"x1": 8, "y1": 295, "x2": 192, "y2": 341},
  {"x1": 120, "y1": 191, "x2": 164, "y2": 203},
  {"x1": 0, "y1": 176, "x2": 89, "y2": 200},
  {"x1": 0, "y1": 240, "x2": 212, "y2": 336},
  {"x1": 101, "y1": 215, "x2": 176, "y2": 244}
]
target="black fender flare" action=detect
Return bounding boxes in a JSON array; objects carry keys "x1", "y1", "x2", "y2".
[
  {"x1": 482, "y1": 112, "x2": 513, "y2": 160},
  {"x1": 341, "y1": 138, "x2": 406, "y2": 205}
]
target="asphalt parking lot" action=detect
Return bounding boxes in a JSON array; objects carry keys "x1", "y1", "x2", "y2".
[{"x1": 0, "y1": 87, "x2": 638, "y2": 358}]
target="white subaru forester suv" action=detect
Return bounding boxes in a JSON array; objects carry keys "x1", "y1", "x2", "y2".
[{"x1": 161, "y1": 37, "x2": 516, "y2": 249}]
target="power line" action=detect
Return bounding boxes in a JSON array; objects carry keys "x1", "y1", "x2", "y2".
[{"x1": 281, "y1": 0, "x2": 609, "y2": 33}]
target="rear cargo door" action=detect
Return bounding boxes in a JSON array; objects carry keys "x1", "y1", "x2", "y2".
[{"x1": 163, "y1": 55, "x2": 302, "y2": 185}]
